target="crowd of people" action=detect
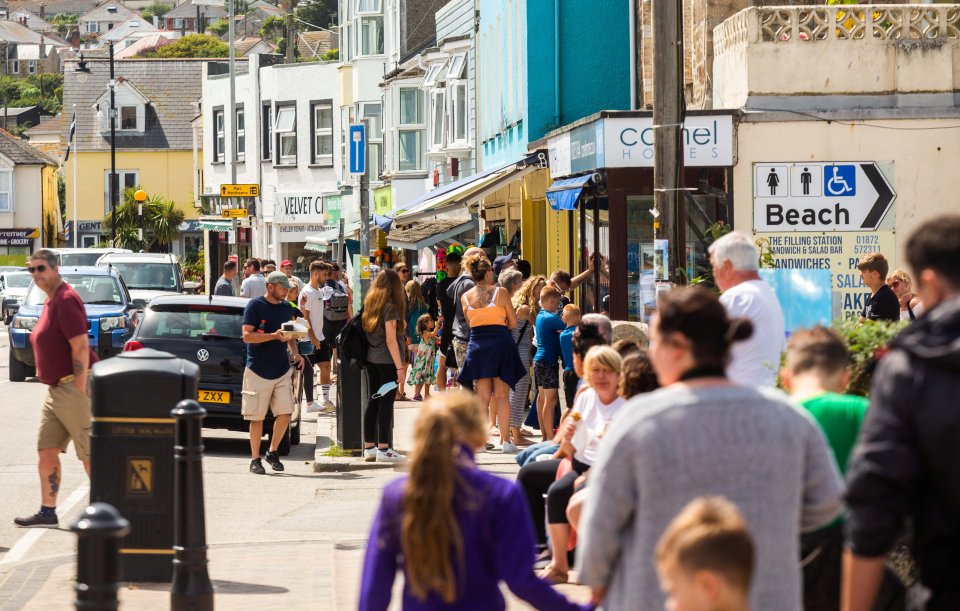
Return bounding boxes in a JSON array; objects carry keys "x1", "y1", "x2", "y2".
[{"x1": 357, "y1": 215, "x2": 960, "y2": 611}]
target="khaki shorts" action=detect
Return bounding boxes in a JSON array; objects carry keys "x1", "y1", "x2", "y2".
[
  {"x1": 38, "y1": 382, "x2": 92, "y2": 462},
  {"x1": 241, "y1": 368, "x2": 294, "y2": 421},
  {"x1": 453, "y1": 340, "x2": 469, "y2": 375}
]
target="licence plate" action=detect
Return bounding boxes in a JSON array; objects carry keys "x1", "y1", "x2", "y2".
[{"x1": 198, "y1": 390, "x2": 231, "y2": 404}]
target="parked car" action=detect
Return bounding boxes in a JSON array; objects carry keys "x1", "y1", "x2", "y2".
[
  {"x1": 8, "y1": 267, "x2": 142, "y2": 382},
  {"x1": 47, "y1": 247, "x2": 132, "y2": 267},
  {"x1": 123, "y1": 294, "x2": 302, "y2": 455},
  {"x1": 97, "y1": 253, "x2": 184, "y2": 307},
  {"x1": 0, "y1": 271, "x2": 32, "y2": 324},
  {"x1": 0, "y1": 266, "x2": 25, "y2": 273}
]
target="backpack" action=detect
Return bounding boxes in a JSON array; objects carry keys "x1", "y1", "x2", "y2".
[
  {"x1": 337, "y1": 307, "x2": 368, "y2": 370},
  {"x1": 323, "y1": 282, "x2": 350, "y2": 321}
]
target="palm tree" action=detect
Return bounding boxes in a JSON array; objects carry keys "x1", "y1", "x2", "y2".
[
  {"x1": 102, "y1": 186, "x2": 185, "y2": 252},
  {"x1": 146, "y1": 199, "x2": 185, "y2": 252}
]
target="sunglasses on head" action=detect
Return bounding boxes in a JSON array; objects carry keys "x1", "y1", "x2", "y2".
[{"x1": 27, "y1": 264, "x2": 48, "y2": 273}]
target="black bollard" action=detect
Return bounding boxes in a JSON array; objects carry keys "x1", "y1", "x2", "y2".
[
  {"x1": 71, "y1": 503, "x2": 131, "y2": 611},
  {"x1": 170, "y1": 400, "x2": 214, "y2": 610}
]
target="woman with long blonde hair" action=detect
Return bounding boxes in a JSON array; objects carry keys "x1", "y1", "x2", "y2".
[
  {"x1": 359, "y1": 392, "x2": 590, "y2": 611},
  {"x1": 360, "y1": 269, "x2": 407, "y2": 463}
]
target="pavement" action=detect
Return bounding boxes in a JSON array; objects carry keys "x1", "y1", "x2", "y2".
[{"x1": 0, "y1": 330, "x2": 590, "y2": 610}]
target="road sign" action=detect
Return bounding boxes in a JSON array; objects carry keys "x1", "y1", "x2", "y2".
[
  {"x1": 349, "y1": 124, "x2": 366, "y2": 175},
  {"x1": 220, "y1": 184, "x2": 259, "y2": 198},
  {"x1": 221, "y1": 208, "x2": 248, "y2": 218},
  {"x1": 753, "y1": 162, "x2": 895, "y2": 232}
]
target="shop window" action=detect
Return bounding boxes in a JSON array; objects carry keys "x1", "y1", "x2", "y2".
[
  {"x1": 274, "y1": 104, "x2": 297, "y2": 165},
  {"x1": 0, "y1": 170, "x2": 11, "y2": 212},
  {"x1": 310, "y1": 100, "x2": 333, "y2": 166},
  {"x1": 235, "y1": 106, "x2": 245, "y2": 161},
  {"x1": 82, "y1": 235, "x2": 100, "y2": 248},
  {"x1": 212, "y1": 108, "x2": 224, "y2": 162},
  {"x1": 261, "y1": 102, "x2": 272, "y2": 160},
  {"x1": 359, "y1": 16, "x2": 383, "y2": 55}
]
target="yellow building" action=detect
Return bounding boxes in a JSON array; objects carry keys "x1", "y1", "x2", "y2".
[{"x1": 63, "y1": 58, "x2": 204, "y2": 253}]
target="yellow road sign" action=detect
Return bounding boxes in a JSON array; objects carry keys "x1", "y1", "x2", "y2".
[
  {"x1": 221, "y1": 208, "x2": 248, "y2": 218},
  {"x1": 220, "y1": 184, "x2": 259, "y2": 197},
  {"x1": 127, "y1": 457, "x2": 153, "y2": 495},
  {"x1": 360, "y1": 256, "x2": 370, "y2": 280}
]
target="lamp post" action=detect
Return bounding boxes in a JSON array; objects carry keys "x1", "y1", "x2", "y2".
[{"x1": 134, "y1": 189, "x2": 147, "y2": 248}]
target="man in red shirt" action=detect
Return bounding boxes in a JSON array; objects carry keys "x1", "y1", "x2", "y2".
[{"x1": 14, "y1": 249, "x2": 97, "y2": 528}]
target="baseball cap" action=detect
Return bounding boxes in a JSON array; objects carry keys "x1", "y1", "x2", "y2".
[
  {"x1": 280, "y1": 259, "x2": 293, "y2": 267},
  {"x1": 265, "y1": 271, "x2": 292, "y2": 288},
  {"x1": 493, "y1": 253, "x2": 516, "y2": 275}
]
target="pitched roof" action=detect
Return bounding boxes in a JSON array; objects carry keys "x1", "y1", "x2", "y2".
[
  {"x1": 27, "y1": 113, "x2": 67, "y2": 136},
  {"x1": 8, "y1": 9, "x2": 55, "y2": 32},
  {"x1": 165, "y1": 0, "x2": 227, "y2": 20},
  {"x1": 63, "y1": 58, "x2": 204, "y2": 152},
  {"x1": 112, "y1": 33, "x2": 174, "y2": 59},
  {"x1": 78, "y1": 2, "x2": 138, "y2": 24},
  {"x1": 8, "y1": 0, "x2": 99, "y2": 16},
  {"x1": 0, "y1": 128, "x2": 56, "y2": 165},
  {"x1": 248, "y1": 4, "x2": 285, "y2": 17},
  {"x1": 0, "y1": 19, "x2": 46, "y2": 44},
  {"x1": 98, "y1": 14, "x2": 158, "y2": 42},
  {"x1": 234, "y1": 36, "x2": 275, "y2": 55},
  {"x1": 296, "y1": 30, "x2": 337, "y2": 59}
]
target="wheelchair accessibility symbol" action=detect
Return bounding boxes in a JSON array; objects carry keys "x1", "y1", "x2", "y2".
[{"x1": 824, "y1": 165, "x2": 856, "y2": 196}]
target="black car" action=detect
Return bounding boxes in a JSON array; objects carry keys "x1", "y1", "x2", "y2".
[{"x1": 123, "y1": 294, "x2": 302, "y2": 455}]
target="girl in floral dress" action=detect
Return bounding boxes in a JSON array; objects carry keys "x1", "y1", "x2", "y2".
[{"x1": 407, "y1": 313, "x2": 438, "y2": 401}]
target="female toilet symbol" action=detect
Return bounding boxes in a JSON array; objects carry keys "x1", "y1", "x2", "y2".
[{"x1": 766, "y1": 168, "x2": 780, "y2": 195}]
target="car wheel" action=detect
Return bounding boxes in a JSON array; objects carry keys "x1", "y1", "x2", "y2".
[{"x1": 9, "y1": 350, "x2": 27, "y2": 382}]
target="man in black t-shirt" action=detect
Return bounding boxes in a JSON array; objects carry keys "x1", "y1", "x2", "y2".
[
  {"x1": 858, "y1": 253, "x2": 900, "y2": 322},
  {"x1": 435, "y1": 252, "x2": 462, "y2": 389},
  {"x1": 241, "y1": 271, "x2": 304, "y2": 475}
]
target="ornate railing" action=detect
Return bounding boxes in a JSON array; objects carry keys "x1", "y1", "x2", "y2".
[{"x1": 716, "y1": 5, "x2": 960, "y2": 54}]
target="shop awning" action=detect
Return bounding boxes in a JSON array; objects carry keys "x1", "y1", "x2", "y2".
[
  {"x1": 304, "y1": 221, "x2": 361, "y2": 251},
  {"x1": 394, "y1": 152, "x2": 547, "y2": 224},
  {"x1": 386, "y1": 217, "x2": 476, "y2": 251},
  {"x1": 546, "y1": 174, "x2": 597, "y2": 211},
  {"x1": 196, "y1": 220, "x2": 234, "y2": 232}
]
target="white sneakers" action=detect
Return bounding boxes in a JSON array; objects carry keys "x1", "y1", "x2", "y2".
[
  {"x1": 501, "y1": 442, "x2": 520, "y2": 454},
  {"x1": 376, "y1": 448, "x2": 406, "y2": 463},
  {"x1": 305, "y1": 401, "x2": 321, "y2": 414},
  {"x1": 363, "y1": 447, "x2": 378, "y2": 462}
]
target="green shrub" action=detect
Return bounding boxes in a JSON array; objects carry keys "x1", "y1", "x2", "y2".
[{"x1": 833, "y1": 318, "x2": 908, "y2": 396}]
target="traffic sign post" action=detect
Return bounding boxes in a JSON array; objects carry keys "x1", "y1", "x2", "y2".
[
  {"x1": 753, "y1": 162, "x2": 895, "y2": 232},
  {"x1": 220, "y1": 184, "x2": 259, "y2": 198},
  {"x1": 221, "y1": 208, "x2": 248, "y2": 219},
  {"x1": 349, "y1": 124, "x2": 366, "y2": 176}
]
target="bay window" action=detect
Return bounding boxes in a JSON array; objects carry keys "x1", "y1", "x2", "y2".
[
  {"x1": 359, "y1": 16, "x2": 383, "y2": 55},
  {"x1": 398, "y1": 88, "x2": 424, "y2": 172},
  {"x1": 430, "y1": 90, "x2": 445, "y2": 149}
]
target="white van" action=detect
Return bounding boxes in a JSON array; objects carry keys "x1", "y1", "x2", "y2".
[{"x1": 48, "y1": 247, "x2": 132, "y2": 267}]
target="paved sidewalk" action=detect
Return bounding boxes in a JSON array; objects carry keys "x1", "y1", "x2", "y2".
[{"x1": 2, "y1": 395, "x2": 591, "y2": 609}]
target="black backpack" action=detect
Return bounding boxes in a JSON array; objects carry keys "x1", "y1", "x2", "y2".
[
  {"x1": 323, "y1": 283, "x2": 350, "y2": 322},
  {"x1": 337, "y1": 307, "x2": 369, "y2": 370}
]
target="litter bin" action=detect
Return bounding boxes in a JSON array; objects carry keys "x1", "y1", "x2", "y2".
[
  {"x1": 335, "y1": 356, "x2": 366, "y2": 452},
  {"x1": 89, "y1": 348, "x2": 199, "y2": 582}
]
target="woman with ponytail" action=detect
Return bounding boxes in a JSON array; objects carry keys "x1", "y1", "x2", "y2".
[
  {"x1": 359, "y1": 392, "x2": 592, "y2": 611},
  {"x1": 576, "y1": 287, "x2": 844, "y2": 611}
]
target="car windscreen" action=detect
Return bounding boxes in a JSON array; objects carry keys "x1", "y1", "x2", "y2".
[
  {"x1": 24, "y1": 274, "x2": 124, "y2": 306},
  {"x1": 108, "y1": 263, "x2": 178, "y2": 291},
  {"x1": 60, "y1": 253, "x2": 104, "y2": 267},
  {"x1": 138, "y1": 304, "x2": 245, "y2": 340},
  {"x1": 4, "y1": 273, "x2": 31, "y2": 288}
]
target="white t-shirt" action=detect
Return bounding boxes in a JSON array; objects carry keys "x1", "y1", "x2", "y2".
[
  {"x1": 719, "y1": 279, "x2": 786, "y2": 388},
  {"x1": 570, "y1": 389, "x2": 626, "y2": 465},
  {"x1": 299, "y1": 284, "x2": 326, "y2": 341}
]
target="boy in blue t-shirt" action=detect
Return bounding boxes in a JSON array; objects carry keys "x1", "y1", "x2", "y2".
[
  {"x1": 559, "y1": 303, "x2": 581, "y2": 411},
  {"x1": 532, "y1": 286, "x2": 566, "y2": 435}
]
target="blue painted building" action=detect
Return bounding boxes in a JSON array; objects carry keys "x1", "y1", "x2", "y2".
[{"x1": 478, "y1": 0, "x2": 633, "y2": 168}]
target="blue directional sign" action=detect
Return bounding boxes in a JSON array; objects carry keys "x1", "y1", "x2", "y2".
[
  {"x1": 348, "y1": 123, "x2": 366, "y2": 175},
  {"x1": 824, "y1": 164, "x2": 856, "y2": 197}
]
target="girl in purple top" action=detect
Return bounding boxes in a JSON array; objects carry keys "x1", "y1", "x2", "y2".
[{"x1": 359, "y1": 391, "x2": 592, "y2": 611}]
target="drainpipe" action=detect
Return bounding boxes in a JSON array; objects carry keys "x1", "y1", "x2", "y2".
[
  {"x1": 554, "y1": 0, "x2": 560, "y2": 126},
  {"x1": 629, "y1": 0, "x2": 637, "y2": 109}
]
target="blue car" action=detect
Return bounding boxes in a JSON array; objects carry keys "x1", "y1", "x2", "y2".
[{"x1": 8, "y1": 266, "x2": 143, "y2": 382}]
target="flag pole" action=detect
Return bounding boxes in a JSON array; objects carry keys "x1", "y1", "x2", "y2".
[{"x1": 72, "y1": 104, "x2": 77, "y2": 248}]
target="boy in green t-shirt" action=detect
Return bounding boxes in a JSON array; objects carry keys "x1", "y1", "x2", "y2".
[{"x1": 781, "y1": 326, "x2": 868, "y2": 475}]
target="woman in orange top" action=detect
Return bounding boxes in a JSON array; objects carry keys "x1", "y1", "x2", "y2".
[{"x1": 457, "y1": 253, "x2": 528, "y2": 451}]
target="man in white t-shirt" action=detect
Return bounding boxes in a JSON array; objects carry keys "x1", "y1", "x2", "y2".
[
  {"x1": 709, "y1": 231, "x2": 786, "y2": 387},
  {"x1": 299, "y1": 261, "x2": 334, "y2": 414}
]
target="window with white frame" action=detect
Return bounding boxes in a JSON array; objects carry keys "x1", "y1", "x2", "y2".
[
  {"x1": 446, "y1": 54, "x2": 466, "y2": 80},
  {"x1": 85, "y1": 21, "x2": 98, "y2": 33},
  {"x1": 212, "y1": 108, "x2": 224, "y2": 162},
  {"x1": 310, "y1": 100, "x2": 333, "y2": 166},
  {"x1": 430, "y1": 90, "x2": 445, "y2": 149},
  {"x1": 120, "y1": 106, "x2": 137, "y2": 130},
  {"x1": 0, "y1": 170, "x2": 12, "y2": 213},
  {"x1": 398, "y1": 88, "x2": 424, "y2": 172},
  {"x1": 422, "y1": 62, "x2": 445, "y2": 88},
  {"x1": 235, "y1": 106, "x2": 245, "y2": 161},
  {"x1": 174, "y1": 18, "x2": 184, "y2": 29},
  {"x1": 361, "y1": 102, "x2": 382, "y2": 139},
  {"x1": 27, "y1": 60, "x2": 35, "y2": 75},
  {"x1": 6, "y1": 60, "x2": 18, "y2": 74},
  {"x1": 261, "y1": 102, "x2": 272, "y2": 160},
  {"x1": 448, "y1": 82, "x2": 468, "y2": 144},
  {"x1": 343, "y1": 23, "x2": 354, "y2": 61},
  {"x1": 359, "y1": 16, "x2": 383, "y2": 55},
  {"x1": 274, "y1": 103, "x2": 297, "y2": 165},
  {"x1": 357, "y1": 0, "x2": 381, "y2": 13},
  {"x1": 103, "y1": 170, "x2": 138, "y2": 214}
]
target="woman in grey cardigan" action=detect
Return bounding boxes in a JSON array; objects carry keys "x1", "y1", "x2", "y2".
[{"x1": 577, "y1": 287, "x2": 844, "y2": 611}]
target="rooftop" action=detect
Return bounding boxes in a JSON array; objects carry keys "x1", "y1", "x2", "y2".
[
  {"x1": 296, "y1": 30, "x2": 337, "y2": 58},
  {"x1": 78, "y1": 2, "x2": 139, "y2": 24},
  {"x1": 8, "y1": 0, "x2": 99, "y2": 16},
  {"x1": 165, "y1": 0, "x2": 227, "y2": 20},
  {"x1": 0, "y1": 128, "x2": 56, "y2": 165}
]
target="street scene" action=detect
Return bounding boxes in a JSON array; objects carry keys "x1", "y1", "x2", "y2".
[{"x1": 0, "y1": 0, "x2": 959, "y2": 610}]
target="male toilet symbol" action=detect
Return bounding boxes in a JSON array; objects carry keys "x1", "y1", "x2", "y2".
[{"x1": 800, "y1": 168, "x2": 812, "y2": 195}]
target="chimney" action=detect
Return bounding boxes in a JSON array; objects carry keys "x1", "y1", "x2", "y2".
[
  {"x1": 70, "y1": 27, "x2": 80, "y2": 49},
  {"x1": 39, "y1": 3, "x2": 45, "y2": 19},
  {"x1": 39, "y1": 36, "x2": 46, "y2": 59},
  {"x1": 152, "y1": 15, "x2": 159, "y2": 28}
]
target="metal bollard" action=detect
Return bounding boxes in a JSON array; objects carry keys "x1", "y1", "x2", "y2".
[
  {"x1": 170, "y1": 400, "x2": 214, "y2": 610},
  {"x1": 71, "y1": 503, "x2": 131, "y2": 611}
]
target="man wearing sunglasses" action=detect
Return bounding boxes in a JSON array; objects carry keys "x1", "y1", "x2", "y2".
[{"x1": 14, "y1": 250, "x2": 97, "y2": 528}]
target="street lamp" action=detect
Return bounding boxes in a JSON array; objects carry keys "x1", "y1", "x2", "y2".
[
  {"x1": 75, "y1": 42, "x2": 117, "y2": 246},
  {"x1": 134, "y1": 189, "x2": 147, "y2": 246}
]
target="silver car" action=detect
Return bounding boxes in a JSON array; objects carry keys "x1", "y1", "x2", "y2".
[{"x1": 0, "y1": 271, "x2": 31, "y2": 325}]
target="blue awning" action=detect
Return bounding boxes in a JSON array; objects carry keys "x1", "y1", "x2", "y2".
[{"x1": 546, "y1": 175, "x2": 595, "y2": 211}]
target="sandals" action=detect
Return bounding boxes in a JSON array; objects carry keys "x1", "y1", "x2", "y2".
[{"x1": 538, "y1": 567, "x2": 569, "y2": 585}]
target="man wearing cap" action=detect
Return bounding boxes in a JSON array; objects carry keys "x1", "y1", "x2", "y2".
[
  {"x1": 493, "y1": 253, "x2": 517, "y2": 278},
  {"x1": 241, "y1": 271, "x2": 304, "y2": 475},
  {"x1": 280, "y1": 260, "x2": 304, "y2": 292}
]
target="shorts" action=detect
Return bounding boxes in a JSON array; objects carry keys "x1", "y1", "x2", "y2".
[
  {"x1": 562, "y1": 370, "x2": 580, "y2": 409},
  {"x1": 452, "y1": 340, "x2": 469, "y2": 375},
  {"x1": 321, "y1": 319, "x2": 347, "y2": 359},
  {"x1": 241, "y1": 368, "x2": 294, "y2": 421},
  {"x1": 441, "y1": 342, "x2": 458, "y2": 370},
  {"x1": 38, "y1": 382, "x2": 92, "y2": 461},
  {"x1": 533, "y1": 361, "x2": 560, "y2": 390}
]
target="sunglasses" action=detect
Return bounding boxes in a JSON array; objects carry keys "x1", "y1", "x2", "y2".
[
  {"x1": 397, "y1": 268, "x2": 409, "y2": 273},
  {"x1": 27, "y1": 265, "x2": 49, "y2": 273}
]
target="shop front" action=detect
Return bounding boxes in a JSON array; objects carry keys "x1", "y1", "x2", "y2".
[
  {"x1": 542, "y1": 111, "x2": 736, "y2": 321},
  {"x1": 269, "y1": 189, "x2": 345, "y2": 275},
  {"x1": 0, "y1": 228, "x2": 38, "y2": 265}
]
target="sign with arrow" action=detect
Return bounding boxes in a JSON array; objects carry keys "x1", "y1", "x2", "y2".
[{"x1": 753, "y1": 162, "x2": 895, "y2": 232}]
